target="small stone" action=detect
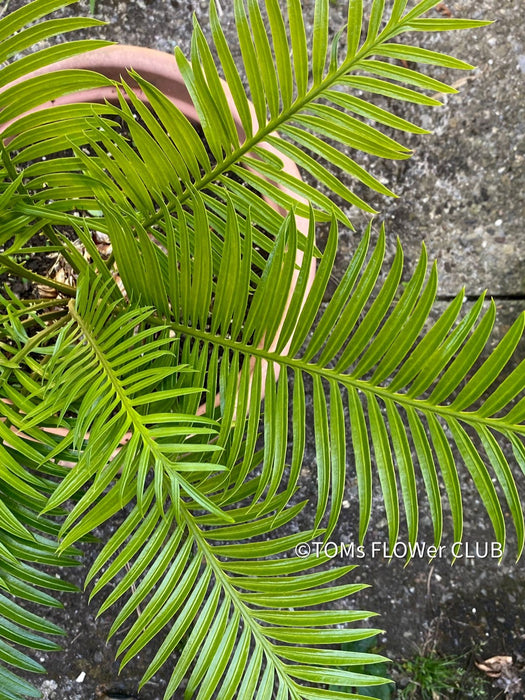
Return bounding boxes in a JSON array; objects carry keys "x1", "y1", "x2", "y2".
[{"x1": 40, "y1": 681, "x2": 58, "y2": 700}]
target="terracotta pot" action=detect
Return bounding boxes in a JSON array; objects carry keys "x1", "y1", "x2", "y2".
[{"x1": 1, "y1": 44, "x2": 316, "y2": 426}]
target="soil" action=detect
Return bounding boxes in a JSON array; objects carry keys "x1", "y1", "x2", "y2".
[{"x1": 3, "y1": 0, "x2": 525, "y2": 698}]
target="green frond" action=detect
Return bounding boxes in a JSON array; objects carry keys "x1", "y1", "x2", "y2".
[
  {"x1": 164, "y1": 202, "x2": 525, "y2": 556},
  {"x1": 1, "y1": 0, "x2": 488, "y2": 258},
  {"x1": 13, "y1": 275, "x2": 225, "y2": 527},
  {"x1": 82, "y1": 487, "x2": 384, "y2": 700}
]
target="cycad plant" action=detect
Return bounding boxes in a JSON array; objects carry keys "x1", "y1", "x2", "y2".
[{"x1": 0, "y1": 0, "x2": 523, "y2": 698}]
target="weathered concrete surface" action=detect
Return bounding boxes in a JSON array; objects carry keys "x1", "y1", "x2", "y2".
[{"x1": 5, "y1": 0, "x2": 525, "y2": 697}]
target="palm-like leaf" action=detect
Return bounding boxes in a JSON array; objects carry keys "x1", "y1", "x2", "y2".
[
  {"x1": 12, "y1": 275, "x2": 224, "y2": 525},
  {"x1": 1, "y1": 0, "x2": 489, "y2": 277},
  {"x1": 143, "y1": 202, "x2": 525, "y2": 556},
  {"x1": 83, "y1": 477, "x2": 385, "y2": 700}
]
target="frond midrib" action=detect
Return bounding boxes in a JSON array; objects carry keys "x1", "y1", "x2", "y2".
[
  {"x1": 166, "y1": 320, "x2": 525, "y2": 436},
  {"x1": 68, "y1": 300, "x2": 176, "y2": 470},
  {"x1": 183, "y1": 505, "x2": 302, "y2": 700}
]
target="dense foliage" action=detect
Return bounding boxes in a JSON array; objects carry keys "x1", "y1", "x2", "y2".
[{"x1": 0, "y1": 1, "x2": 523, "y2": 698}]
